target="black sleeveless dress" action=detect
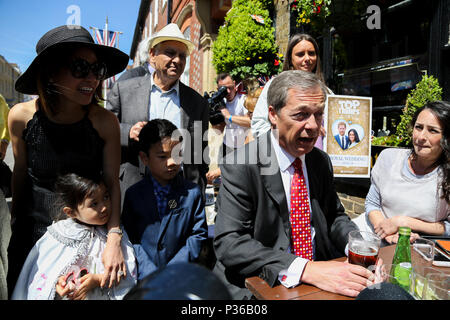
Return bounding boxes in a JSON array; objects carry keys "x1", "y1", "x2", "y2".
[
  {"x1": 7, "y1": 108, "x2": 104, "y2": 294},
  {"x1": 23, "y1": 109, "x2": 104, "y2": 230}
]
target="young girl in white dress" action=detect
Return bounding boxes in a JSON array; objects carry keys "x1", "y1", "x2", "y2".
[{"x1": 11, "y1": 173, "x2": 137, "y2": 300}]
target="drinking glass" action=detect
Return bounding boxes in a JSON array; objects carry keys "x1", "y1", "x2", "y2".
[
  {"x1": 411, "y1": 238, "x2": 435, "y2": 269},
  {"x1": 348, "y1": 231, "x2": 381, "y2": 270},
  {"x1": 375, "y1": 263, "x2": 412, "y2": 293},
  {"x1": 422, "y1": 273, "x2": 450, "y2": 300},
  {"x1": 410, "y1": 266, "x2": 444, "y2": 299}
]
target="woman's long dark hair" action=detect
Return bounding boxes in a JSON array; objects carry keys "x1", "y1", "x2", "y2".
[
  {"x1": 410, "y1": 101, "x2": 450, "y2": 203},
  {"x1": 283, "y1": 33, "x2": 324, "y2": 82}
]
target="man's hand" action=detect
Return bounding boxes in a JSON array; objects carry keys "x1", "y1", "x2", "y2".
[
  {"x1": 301, "y1": 260, "x2": 376, "y2": 297},
  {"x1": 129, "y1": 121, "x2": 147, "y2": 141},
  {"x1": 206, "y1": 168, "x2": 221, "y2": 184},
  {"x1": 220, "y1": 107, "x2": 231, "y2": 119}
]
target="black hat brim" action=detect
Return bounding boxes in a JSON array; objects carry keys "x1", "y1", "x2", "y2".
[{"x1": 15, "y1": 40, "x2": 129, "y2": 95}]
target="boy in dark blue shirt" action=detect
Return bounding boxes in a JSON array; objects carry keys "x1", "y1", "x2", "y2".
[{"x1": 122, "y1": 119, "x2": 207, "y2": 280}]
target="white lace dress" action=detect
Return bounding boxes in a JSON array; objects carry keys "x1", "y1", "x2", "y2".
[{"x1": 11, "y1": 218, "x2": 137, "y2": 300}]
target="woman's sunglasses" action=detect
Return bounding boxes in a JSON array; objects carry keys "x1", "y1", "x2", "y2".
[{"x1": 68, "y1": 59, "x2": 108, "y2": 80}]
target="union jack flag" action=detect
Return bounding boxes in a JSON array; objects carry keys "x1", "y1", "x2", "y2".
[
  {"x1": 94, "y1": 29, "x2": 118, "y2": 47},
  {"x1": 93, "y1": 28, "x2": 119, "y2": 89}
]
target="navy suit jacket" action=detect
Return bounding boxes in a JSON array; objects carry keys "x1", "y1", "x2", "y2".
[
  {"x1": 334, "y1": 134, "x2": 349, "y2": 150},
  {"x1": 122, "y1": 173, "x2": 208, "y2": 280}
]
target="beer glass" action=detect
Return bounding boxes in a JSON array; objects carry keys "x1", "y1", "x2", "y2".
[{"x1": 348, "y1": 230, "x2": 381, "y2": 269}]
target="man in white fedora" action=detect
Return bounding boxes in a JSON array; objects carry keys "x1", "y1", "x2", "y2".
[{"x1": 107, "y1": 23, "x2": 209, "y2": 204}]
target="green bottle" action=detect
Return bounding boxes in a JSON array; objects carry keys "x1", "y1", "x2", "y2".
[{"x1": 390, "y1": 227, "x2": 412, "y2": 291}]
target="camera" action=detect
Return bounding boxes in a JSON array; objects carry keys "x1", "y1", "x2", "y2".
[{"x1": 204, "y1": 86, "x2": 227, "y2": 125}]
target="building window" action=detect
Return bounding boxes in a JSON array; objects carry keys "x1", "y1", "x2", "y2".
[{"x1": 154, "y1": 0, "x2": 159, "y2": 28}]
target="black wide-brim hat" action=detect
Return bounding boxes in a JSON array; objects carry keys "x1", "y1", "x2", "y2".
[{"x1": 15, "y1": 25, "x2": 129, "y2": 95}]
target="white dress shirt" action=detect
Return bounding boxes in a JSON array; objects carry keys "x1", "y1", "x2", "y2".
[
  {"x1": 223, "y1": 93, "x2": 248, "y2": 149},
  {"x1": 270, "y1": 131, "x2": 316, "y2": 288}
]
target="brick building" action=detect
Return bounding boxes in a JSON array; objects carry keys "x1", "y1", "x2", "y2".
[
  {"x1": 0, "y1": 55, "x2": 23, "y2": 106},
  {"x1": 129, "y1": 0, "x2": 232, "y2": 95}
]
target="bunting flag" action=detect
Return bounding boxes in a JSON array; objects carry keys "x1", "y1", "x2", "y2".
[
  {"x1": 250, "y1": 14, "x2": 265, "y2": 25},
  {"x1": 258, "y1": 75, "x2": 272, "y2": 88},
  {"x1": 92, "y1": 28, "x2": 119, "y2": 89},
  {"x1": 94, "y1": 28, "x2": 118, "y2": 47}
]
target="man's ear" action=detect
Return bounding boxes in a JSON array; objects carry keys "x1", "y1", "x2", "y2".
[
  {"x1": 149, "y1": 48, "x2": 156, "y2": 64},
  {"x1": 268, "y1": 106, "x2": 278, "y2": 127},
  {"x1": 139, "y1": 151, "x2": 149, "y2": 166}
]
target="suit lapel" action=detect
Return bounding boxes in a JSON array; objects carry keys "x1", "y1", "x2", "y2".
[
  {"x1": 137, "y1": 74, "x2": 152, "y2": 120},
  {"x1": 157, "y1": 177, "x2": 184, "y2": 242},
  {"x1": 258, "y1": 133, "x2": 290, "y2": 237},
  {"x1": 178, "y1": 82, "x2": 190, "y2": 130}
]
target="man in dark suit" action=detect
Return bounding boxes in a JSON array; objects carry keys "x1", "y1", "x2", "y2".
[
  {"x1": 107, "y1": 24, "x2": 209, "y2": 204},
  {"x1": 213, "y1": 70, "x2": 376, "y2": 299},
  {"x1": 334, "y1": 121, "x2": 349, "y2": 150}
]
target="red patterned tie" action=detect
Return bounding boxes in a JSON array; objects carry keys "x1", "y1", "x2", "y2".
[{"x1": 290, "y1": 158, "x2": 313, "y2": 260}]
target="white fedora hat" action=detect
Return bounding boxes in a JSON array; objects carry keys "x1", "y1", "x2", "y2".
[{"x1": 149, "y1": 23, "x2": 194, "y2": 54}]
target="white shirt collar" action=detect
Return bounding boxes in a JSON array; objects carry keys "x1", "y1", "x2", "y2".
[
  {"x1": 270, "y1": 130, "x2": 306, "y2": 172},
  {"x1": 152, "y1": 76, "x2": 180, "y2": 95}
]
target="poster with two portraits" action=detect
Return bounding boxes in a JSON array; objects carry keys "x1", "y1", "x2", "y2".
[{"x1": 323, "y1": 95, "x2": 372, "y2": 178}]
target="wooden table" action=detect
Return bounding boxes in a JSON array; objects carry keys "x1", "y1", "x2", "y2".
[{"x1": 245, "y1": 245, "x2": 449, "y2": 300}]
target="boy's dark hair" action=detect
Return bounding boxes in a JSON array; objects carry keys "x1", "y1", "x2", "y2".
[
  {"x1": 138, "y1": 119, "x2": 182, "y2": 155},
  {"x1": 54, "y1": 173, "x2": 104, "y2": 221}
]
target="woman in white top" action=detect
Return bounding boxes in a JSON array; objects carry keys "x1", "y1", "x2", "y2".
[
  {"x1": 251, "y1": 33, "x2": 331, "y2": 148},
  {"x1": 363, "y1": 101, "x2": 450, "y2": 244}
]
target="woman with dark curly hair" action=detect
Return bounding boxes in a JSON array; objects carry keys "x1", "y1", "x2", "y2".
[{"x1": 359, "y1": 101, "x2": 450, "y2": 245}]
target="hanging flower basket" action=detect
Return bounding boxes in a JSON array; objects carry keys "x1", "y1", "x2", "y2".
[{"x1": 290, "y1": 0, "x2": 331, "y2": 29}]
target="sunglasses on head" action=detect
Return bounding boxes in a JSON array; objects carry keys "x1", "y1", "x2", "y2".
[{"x1": 68, "y1": 59, "x2": 108, "y2": 80}]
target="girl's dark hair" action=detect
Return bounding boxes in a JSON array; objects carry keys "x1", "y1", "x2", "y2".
[
  {"x1": 138, "y1": 119, "x2": 182, "y2": 155},
  {"x1": 54, "y1": 173, "x2": 104, "y2": 221},
  {"x1": 36, "y1": 44, "x2": 104, "y2": 116},
  {"x1": 283, "y1": 33, "x2": 324, "y2": 82},
  {"x1": 410, "y1": 100, "x2": 450, "y2": 203}
]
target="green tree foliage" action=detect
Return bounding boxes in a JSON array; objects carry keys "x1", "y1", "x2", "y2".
[
  {"x1": 212, "y1": 0, "x2": 282, "y2": 82},
  {"x1": 395, "y1": 75, "x2": 442, "y2": 147},
  {"x1": 372, "y1": 75, "x2": 442, "y2": 147}
]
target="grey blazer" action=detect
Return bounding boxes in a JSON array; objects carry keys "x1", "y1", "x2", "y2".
[
  {"x1": 106, "y1": 74, "x2": 209, "y2": 201},
  {"x1": 213, "y1": 132, "x2": 357, "y2": 299}
]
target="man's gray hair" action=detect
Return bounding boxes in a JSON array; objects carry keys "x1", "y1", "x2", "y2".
[
  {"x1": 137, "y1": 37, "x2": 151, "y2": 66},
  {"x1": 267, "y1": 70, "x2": 327, "y2": 113}
]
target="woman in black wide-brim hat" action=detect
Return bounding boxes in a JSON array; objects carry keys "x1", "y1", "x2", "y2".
[{"x1": 7, "y1": 25, "x2": 129, "y2": 297}]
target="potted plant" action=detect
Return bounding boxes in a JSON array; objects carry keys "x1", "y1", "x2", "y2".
[
  {"x1": 372, "y1": 75, "x2": 443, "y2": 148},
  {"x1": 212, "y1": 0, "x2": 283, "y2": 83}
]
